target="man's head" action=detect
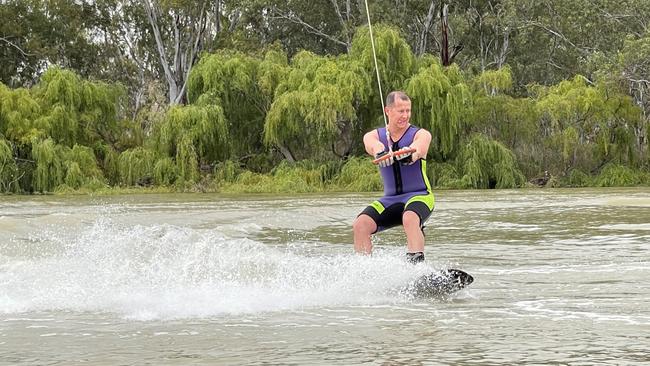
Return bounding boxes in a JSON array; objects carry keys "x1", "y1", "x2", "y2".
[{"x1": 384, "y1": 91, "x2": 411, "y2": 129}]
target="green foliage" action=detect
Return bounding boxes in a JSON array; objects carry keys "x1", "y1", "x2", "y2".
[
  {"x1": 335, "y1": 156, "x2": 382, "y2": 192},
  {"x1": 474, "y1": 66, "x2": 513, "y2": 95},
  {"x1": 0, "y1": 87, "x2": 45, "y2": 145},
  {"x1": 155, "y1": 103, "x2": 229, "y2": 173},
  {"x1": 0, "y1": 138, "x2": 20, "y2": 193},
  {"x1": 264, "y1": 50, "x2": 369, "y2": 159},
  {"x1": 118, "y1": 147, "x2": 157, "y2": 186},
  {"x1": 258, "y1": 48, "x2": 291, "y2": 97},
  {"x1": 34, "y1": 68, "x2": 125, "y2": 148},
  {"x1": 96, "y1": 144, "x2": 121, "y2": 186},
  {"x1": 154, "y1": 157, "x2": 177, "y2": 186},
  {"x1": 175, "y1": 135, "x2": 200, "y2": 183},
  {"x1": 31, "y1": 138, "x2": 66, "y2": 192},
  {"x1": 30, "y1": 138, "x2": 105, "y2": 192},
  {"x1": 64, "y1": 161, "x2": 84, "y2": 189},
  {"x1": 535, "y1": 76, "x2": 644, "y2": 174},
  {"x1": 216, "y1": 165, "x2": 313, "y2": 194},
  {"x1": 428, "y1": 162, "x2": 460, "y2": 189},
  {"x1": 188, "y1": 50, "x2": 271, "y2": 159},
  {"x1": 3, "y1": 13, "x2": 650, "y2": 193},
  {"x1": 213, "y1": 157, "x2": 381, "y2": 193},
  {"x1": 269, "y1": 161, "x2": 326, "y2": 192},
  {"x1": 68, "y1": 144, "x2": 103, "y2": 180},
  {"x1": 407, "y1": 62, "x2": 472, "y2": 159},
  {"x1": 213, "y1": 160, "x2": 242, "y2": 184},
  {"x1": 0, "y1": 0, "x2": 105, "y2": 86},
  {"x1": 350, "y1": 25, "x2": 416, "y2": 95},
  {"x1": 456, "y1": 134, "x2": 525, "y2": 189},
  {"x1": 595, "y1": 164, "x2": 641, "y2": 187},
  {"x1": 566, "y1": 169, "x2": 591, "y2": 187},
  {"x1": 350, "y1": 25, "x2": 416, "y2": 137},
  {"x1": 469, "y1": 68, "x2": 538, "y2": 151}
]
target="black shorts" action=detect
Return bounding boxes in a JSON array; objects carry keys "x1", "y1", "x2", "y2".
[{"x1": 359, "y1": 193, "x2": 434, "y2": 233}]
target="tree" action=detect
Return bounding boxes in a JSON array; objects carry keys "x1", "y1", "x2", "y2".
[
  {"x1": 0, "y1": 0, "x2": 105, "y2": 87},
  {"x1": 535, "y1": 76, "x2": 643, "y2": 174},
  {"x1": 188, "y1": 49, "x2": 278, "y2": 160},
  {"x1": 0, "y1": 138, "x2": 20, "y2": 193},
  {"x1": 263, "y1": 50, "x2": 370, "y2": 161},
  {"x1": 139, "y1": 0, "x2": 210, "y2": 104},
  {"x1": 406, "y1": 60, "x2": 472, "y2": 160}
]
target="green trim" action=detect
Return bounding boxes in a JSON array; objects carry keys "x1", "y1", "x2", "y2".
[
  {"x1": 370, "y1": 200, "x2": 385, "y2": 214},
  {"x1": 402, "y1": 159, "x2": 435, "y2": 210},
  {"x1": 406, "y1": 192, "x2": 435, "y2": 210},
  {"x1": 421, "y1": 159, "x2": 433, "y2": 194}
]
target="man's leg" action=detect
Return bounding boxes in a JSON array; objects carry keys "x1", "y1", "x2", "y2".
[
  {"x1": 353, "y1": 214, "x2": 377, "y2": 254},
  {"x1": 403, "y1": 197, "x2": 433, "y2": 263},
  {"x1": 403, "y1": 210, "x2": 424, "y2": 253}
]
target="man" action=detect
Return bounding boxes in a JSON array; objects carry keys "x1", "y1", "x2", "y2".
[{"x1": 352, "y1": 91, "x2": 434, "y2": 263}]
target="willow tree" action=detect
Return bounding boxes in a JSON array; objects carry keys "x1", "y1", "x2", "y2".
[
  {"x1": 535, "y1": 76, "x2": 643, "y2": 174},
  {"x1": 263, "y1": 50, "x2": 370, "y2": 161},
  {"x1": 437, "y1": 134, "x2": 524, "y2": 189},
  {"x1": 406, "y1": 60, "x2": 472, "y2": 160},
  {"x1": 66, "y1": 144, "x2": 104, "y2": 186},
  {"x1": 0, "y1": 86, "x2": 46, "y2": 146},
  {"x1": 0, "y1": 138, "x2": 20, "y2": 193},
  {"x1": 31, "y1": 138, "x2": 67, "y2": 192},
  {"x1": 0, "y1": 85, "x2": 45, "y2": 193},
  {"x1": 469, "y1": 67, "x2": 539, "y2": 176},
  {"x1": 350, "y1": 25, "x2": 416, "y2": 134},
  {"x1": 117, "y1": 147, "x2": 158, "y2": 186},
  {"x1": 154, "y1": 103, "x2": 228, "y2": 182},
  {"x1": 597, "y1": 33, "x2": 650, "y2": 165},
  {"x1": 34, "y1": 68, "x2": 124, "y2": 149},
  {"x1": 30, "y1": 138, "x2": 105, "y2": 192},
  {"x1": 187, "y1": 49, "x2": 276, "y2": 160}
]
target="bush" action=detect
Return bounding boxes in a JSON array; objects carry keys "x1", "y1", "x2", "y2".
[
  {"x1": 566, "y1": 169, "x2": 591, "y2": 187},
  {"x1": 154, "y1": 157, "x2": 177, "y2": 186},
  {"x1": 595, "y1": 164, "x2": 640, "y2": 187},
  {"x1": 335, "y1": 156, "x2": 381, "y2": 192}
]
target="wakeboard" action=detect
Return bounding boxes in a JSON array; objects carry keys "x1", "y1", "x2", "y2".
[{"x1": 403, "y1": 268, "x2": 474, "y2": 297}]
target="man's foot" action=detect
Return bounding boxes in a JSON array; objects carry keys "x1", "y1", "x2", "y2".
[{"x1": 406, "y1": 252, "x2": 425, "y2": 264}]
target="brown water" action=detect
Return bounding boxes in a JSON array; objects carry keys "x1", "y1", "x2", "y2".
[{"x1": 1, "y1": 188, "x2": 649, "y2": 365}]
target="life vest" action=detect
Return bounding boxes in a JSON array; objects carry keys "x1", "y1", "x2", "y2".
[{"x1": 377, "y1": 125, "x2": 431, "y2": 196}]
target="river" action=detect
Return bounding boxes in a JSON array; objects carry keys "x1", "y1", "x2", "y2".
[{"x1": 1, "y1": 188, "x2": 649, "y2": 364}]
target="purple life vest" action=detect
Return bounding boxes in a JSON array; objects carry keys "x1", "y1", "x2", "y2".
[{"x1": 377, "y1": 125, "x2": 430, "y2": 196}]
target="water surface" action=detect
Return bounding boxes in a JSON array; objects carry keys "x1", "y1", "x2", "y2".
[{"x1": 1, "y1": 188, "x2": 649, "y2": 364}]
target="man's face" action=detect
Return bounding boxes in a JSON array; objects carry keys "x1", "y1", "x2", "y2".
[{"x1": 385, "y1": 98, "x2": 411, "y2": 129}]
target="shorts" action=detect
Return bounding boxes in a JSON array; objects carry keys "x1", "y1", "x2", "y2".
[{"x1": 359, "y1": 191, "x2": 435, "y2": 233}]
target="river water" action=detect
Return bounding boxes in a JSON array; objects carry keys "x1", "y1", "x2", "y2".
[{"x1": 1, "y1": 188, "x2": 649, "y2": 365}]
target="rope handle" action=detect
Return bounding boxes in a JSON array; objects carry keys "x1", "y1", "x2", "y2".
[{"x1": 372, "y1": 147, "x2": 416, "y2": 165}]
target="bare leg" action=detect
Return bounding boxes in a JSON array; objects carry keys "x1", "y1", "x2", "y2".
[
  {"x1": 353, "y1": 214, "x2": 377, "y2": 254},
  {"x1": 403, "y1": 211, "x2": 424, "y2": 253}
]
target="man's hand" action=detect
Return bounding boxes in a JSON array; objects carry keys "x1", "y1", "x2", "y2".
[
  {"x1": 394, "y1": 147, "x2": 414, "y2": 165},
  {"x1": 374, "y1": 150, "x2": 394, "y2": 167}
]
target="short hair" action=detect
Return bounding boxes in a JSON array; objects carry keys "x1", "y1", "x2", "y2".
[{"x1": 385, "y1": 91, "x2": 410, "y2": 106}]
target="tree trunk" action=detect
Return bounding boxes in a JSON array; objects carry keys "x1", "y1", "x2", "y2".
[
  {"x1": 333, "y1": 119, "x2": 353, "y2": 158},
  {"x1": 142, "y1": 0, "x2": 208, "y2": 105},
  {"x1": 416, "y1": 1, "x2": 437, "y2": 56},
  {"x1": 440, "y1": 4, "x2": 450, "y2": 66},
  {"x1": 277, "y1": 144, "x2": 295, "y2": 162}
]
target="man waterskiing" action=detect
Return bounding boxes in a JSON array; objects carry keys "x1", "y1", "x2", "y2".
[{"x1": 352, "y1": 91, "x2": 434, "y2": 264}]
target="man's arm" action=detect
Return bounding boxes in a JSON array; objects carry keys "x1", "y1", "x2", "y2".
[
  {"x1": 409, "y1": 129, "x2": 432, "y2": 162},
  {"x1": 363, "y1": 130, "x2": 386, "y2": 156}
]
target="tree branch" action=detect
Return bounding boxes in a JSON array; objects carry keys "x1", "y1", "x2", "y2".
[
  {"x1": 269, "y1": 8, "x2": 348, "y2": 49},
  {"x1": 524, "y1": 21, "x2": 587, "y2": 55},
  {"x1": 0, "y1": 36, "x2": 32, "y2": 57},
  {"x1": 142, "y1": 0, "x2": 178, "y2": 103},
  {"x1": 176, "y1": 2, "x2": 208, "y2": 104}
]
